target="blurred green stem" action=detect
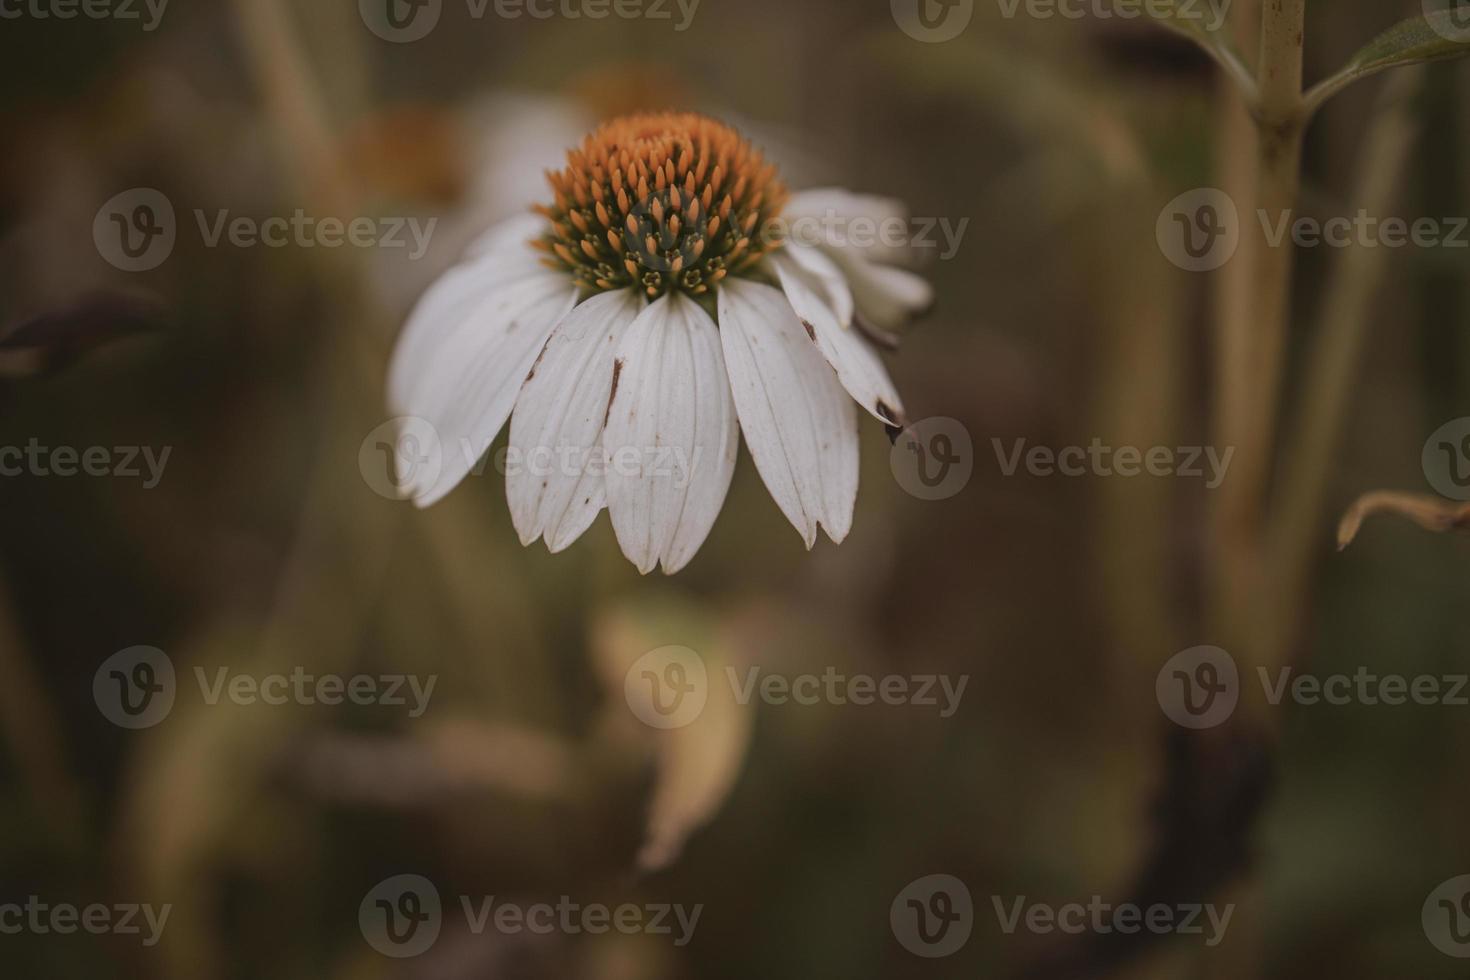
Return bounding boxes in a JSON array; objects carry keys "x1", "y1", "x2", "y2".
[
  {"x1": 0, "y1": 572, "x2": 86, "y2": 850},
  {"x1": 1214, "y1": 0, "x2": 1305, "y2": 671},
  {"x1": 1264, "y1": 67, "x2": 1424, "y2": 664}
]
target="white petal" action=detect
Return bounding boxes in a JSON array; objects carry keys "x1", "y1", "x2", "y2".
[
  {"x1": 784, "y1": 188, "x2": 909, "y2": 263},
  {"x1": 781, "y1": 242, "x2": 854, "y2": 326},
  {"x1": 717, "y1": 279, "x2": 859, "y2": 546},
  {"x1": 604, "y1": 293, "x2": 739, "y2": 575},
  {"x1": 841, "y1": 258, "x2": 934, "y2": 331},
  {"x1": 388, "y1": 242, "x2": 552, "y2": 412},
  {"x1": 781, "y1": 187, "x2": 934, "y2": 329},
  {"x1": 394, "y1": 272, "x2": 578, "y2": 507},
  {"x1": 463, "y1": 211, "x2": 550, "y2": 260},
  {"x1": 769, "y1": 250, "x2": 906, "y2": 427},
  {"x1": 545, "y1": 436, "x2": 606, "y2": 553},
  {"x1": 506, "y1": 289, "x2": 644, "y2": 550}
]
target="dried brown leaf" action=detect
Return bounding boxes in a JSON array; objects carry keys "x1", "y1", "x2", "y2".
[{"x1": 1337, "y1": 491, "x2": 1470, "y2": 550}]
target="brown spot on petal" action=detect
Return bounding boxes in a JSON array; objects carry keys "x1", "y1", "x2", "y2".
[
  {"x1": 876, "y1": 400, "x2": 904, "y2": 430},
  {"x1": 604, "y1": 357, "x2": 625, "y2": 426}
]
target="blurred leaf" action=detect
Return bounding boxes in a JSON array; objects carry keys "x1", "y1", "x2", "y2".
[
  {"x1": 1307, "y1": 12, "x2": 1470, "y2": 114},
  {"x1": 590, "y1": 598, "x2": 753, "y2": 873},
  {"x1": 1142, "y1": 0, "x2": 1255, "y2": 99},
  {"x1": 1336, "y1": 490, "x2": 1470, "y2": 550},
  {"x1": 0, "y1": 290, "x2": 164, "y2": 379},
  {"x1": 1345, "y1": 12, "x2": 1470, "y2": 75}
]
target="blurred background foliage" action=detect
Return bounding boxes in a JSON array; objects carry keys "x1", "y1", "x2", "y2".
[{"x1": 1, "y1": 0, "x2": 1469, "y2": 978}]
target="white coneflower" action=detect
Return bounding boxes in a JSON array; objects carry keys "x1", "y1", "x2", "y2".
[{"x1": 387, "y1": 112, "x2": 932, "y2": 574}]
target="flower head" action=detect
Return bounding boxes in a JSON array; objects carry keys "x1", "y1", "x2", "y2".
[
  {"x1": 387, "y1": 113, "x2": 933, "y2": 574},
  {"x1": 536, "y1": 112, "x2": 788, "y2": 298}
]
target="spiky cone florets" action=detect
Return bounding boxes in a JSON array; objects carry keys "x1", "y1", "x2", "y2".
[{"x1": 534, "y1": 112, "x2": 789, "y2": 299}]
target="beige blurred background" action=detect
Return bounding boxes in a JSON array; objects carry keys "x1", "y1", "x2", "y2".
[{"x1": 1, "y1": 0, "x2": 1469, "y2": 977}]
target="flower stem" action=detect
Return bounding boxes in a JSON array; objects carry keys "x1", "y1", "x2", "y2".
[
  {"x1": 1212, "y1": 0, "x2": 1306, "y2": 666},
  {"x1": 1264, "y1": 67, "x2": 1424, "y2": 665}
]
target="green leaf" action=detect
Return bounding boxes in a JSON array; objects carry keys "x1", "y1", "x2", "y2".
[
  {"x1": 1349, "y1": 10, "x2": 1470, "y2": 74},
  {"x1": 1306, "y1": 11, "x2": 1470, "y2": 115},
  {"x1": 1143, "y1": 0, "x2": 1256, "y2": 101}
]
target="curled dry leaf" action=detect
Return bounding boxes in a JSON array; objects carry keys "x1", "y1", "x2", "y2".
[
  {"x1": 590, "y1": 599, "x2": 754, "y2": 873},
  {"x1": 1337, "y1": 491, "x2": 1470, "y2": 551}
]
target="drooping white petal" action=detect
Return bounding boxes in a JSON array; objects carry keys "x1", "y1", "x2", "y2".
[
  {"x1": 506, "y1": 289, "x2": 644, "y2": 550},
  {"x1": 603, "y1": 293, "x2": 739, "y2": 575},
  {"x1": 717, "y1": 278, "x2": 859, "y2": 547},
  {"x1": 393, "y1": 271, "x2": 578, "y2": 507},
  {"x1": 780, "y1": 187, "x2": 935, "y2": 330},
  {"x1": 769, "y1": 249, "x2": 906, "y2": 427},
  {"x1": 837, "y1": 255, "x2": 934, "y2": 331},
  {"x1": 784, "y1": 188, "x2": 909, "y2": 264},
  {"x1": 781, "y1": 241, "x2": 854, "y2": 326}
]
